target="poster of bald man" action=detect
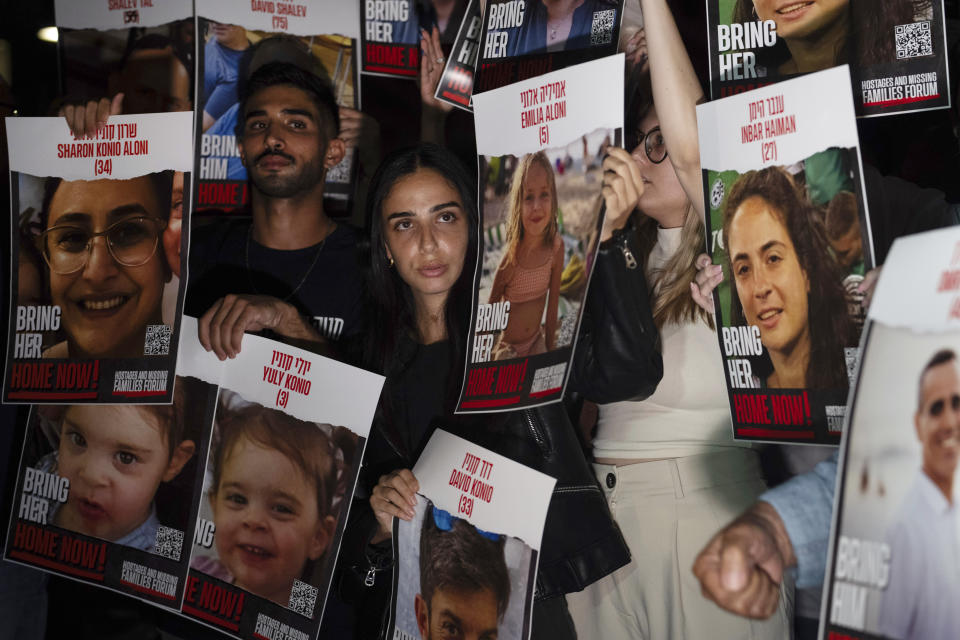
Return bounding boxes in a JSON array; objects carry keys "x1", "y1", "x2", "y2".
[{"x1": 823, "y1": 227, "x2": 960, "y2": 640}]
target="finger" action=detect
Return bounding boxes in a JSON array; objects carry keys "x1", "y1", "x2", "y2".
[
  {"x1": 71, "y1": 105, "x2": 88, "y2": 139},
  {"x1": 84, "y1": 101, "x2": 98, "y2": 139},
  {"x1": 386, "y1": 470, "x2": 420, "y2": 505},
  {"x1": 110, "y1": 92, "x2": 124, "y2": 116},
  {"x1": 690, "y1": 283, "x2": 712, "y2": 313},
  {"x1": 600, "y1": 184, "x2": 622, "y2": 216},
  {"x1": 207, "y1": 295, "x2": 239, "y2": 360},
  {"x1": 95, "y1": 97, "x2": 112, "y2": 131},
  {"x1": 220, "y1": 297, "x2": 255, "y2": 358},
  {"x1": 719, "y1": 538, "x2": 752, "y2": 592},
  {"x1": 431, "y1": 25, "x2": 443, "y2": 55},
  {"x1": 695, "y1": 253, "x2": 712, "y2": 269},
  {"x1": 198, "y1": 299, "x2": 222, "y2": 354},
  {"x1": 371, "y1": 492, "x2": 414, "y2": 520},
  {"x1": 61, "y1": 104, "x2": 76, "y2": 133},
  {"x1": 372, "y1": 483, "x2": 416, "y2": 518}
]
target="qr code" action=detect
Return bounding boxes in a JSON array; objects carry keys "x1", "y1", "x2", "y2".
[
  {"x1": 590, "y1": 9, "x2": 616, "y2": 46},
  {"x1": 144, "y1": 324, "x2": 171, "y2": 355},
  {"x1": 289, "y1": 579, "x2": 318, "y2": 617},
  {"x1": 555, "y1": 304, "x2": 580, "y2": 348},
  {"x1": 530, "y1": 363, "x2": 566, "y2": 394},
  {"x1": 153, "y1": 525, "x2": 183, "y2": 561},
  {"x1": 895, "y1": 21, "x2": 933, "y2": 59},
  {"x1": 844, "y1": 347, "x2": 860, "y2": 385}
]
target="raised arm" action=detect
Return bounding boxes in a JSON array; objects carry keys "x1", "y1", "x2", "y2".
[{"x1": 639, "y1": 0, "x2": 705, "y2": 216}]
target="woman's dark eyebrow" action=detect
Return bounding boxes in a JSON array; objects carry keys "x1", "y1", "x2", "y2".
[
  {"x1": 430, "y1": 201, "x2": 462, "y2": 212},
  {"x1": 387, "y1": 202, "x2": 463, "y2": 220}
]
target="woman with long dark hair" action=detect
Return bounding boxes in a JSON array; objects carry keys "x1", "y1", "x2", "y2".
[
  {"x1": 341, "y1": 143, "x2": 661, "y2": 640},
  {"x1": 731, "y1": 0, "x2": 933, "y2": 75},
  {"x1": 722, "y1": 166, "x2": 853, "y2": 389}
]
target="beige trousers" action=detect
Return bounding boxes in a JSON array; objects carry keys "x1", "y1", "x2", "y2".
[{"x1": 567, "y1": 448, "x2": 794, "y2": 639}]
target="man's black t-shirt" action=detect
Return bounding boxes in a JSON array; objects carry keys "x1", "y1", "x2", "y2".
[{"x1": 186, "y1": 219, "x2": 365, "y2": 340}]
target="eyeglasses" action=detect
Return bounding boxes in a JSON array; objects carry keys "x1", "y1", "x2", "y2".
[
  {"x1": 37, "y1": 216, "x2": 167, "y2": 275},
  {"x1": 626, "y1": 125, "x2": 668, "y2": 164}
]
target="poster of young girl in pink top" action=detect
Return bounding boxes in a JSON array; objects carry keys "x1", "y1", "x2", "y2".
[{"x1": 456, "y1": 55, "x2": 623, "y2": 412}]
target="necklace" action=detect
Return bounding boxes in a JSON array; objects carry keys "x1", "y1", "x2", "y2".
[{"x1": 244, "y1": 224, "x2": 329, "y2": 302}]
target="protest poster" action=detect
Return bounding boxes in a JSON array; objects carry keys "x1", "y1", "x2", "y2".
[
  {"x1": 4, "y1": 330, "x2": 218, "y2": 609},
  {"x1": 696, "y1": 66, "x2": 873, "y2": 443},
  {"x1": 473, "y1": 0, "x2": 624, "y2": 96},
  {"x1": 178, "y1": 316, "x2": 385, "y2": 640},
  {"x1": 456, "y1": 54, "x2": 622, "y2": 413},
  {"x1": 388, "y1": 429, "x2": 554, "y2": 640},
  {"x1": 705, "y1": 0, "x2": 951, "y2": 117},
  {"x1": 194, "y1": 0, "x2": 360, "y2": 216},
  {"x1": 433, "y1": 0, "x2": 482, "y2": 111},
  {"x1": 822, "y1": 227, "x2": 960, "y2": 639},
  {"x1": 55, "y1": 0, "x2": 194, "y2": 115},
  {"x1": 4, "y1": 112, "x2": 193, "y2": 404},
  {"x1": 360, "y1": 0, "x2": 468, "y2": 78}
]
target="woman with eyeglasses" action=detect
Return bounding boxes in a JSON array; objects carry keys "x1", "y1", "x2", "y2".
[
  {"x1": 564, "y1": 0, "x2": 793, "y2": 637},
  {"x1": 36, "y1": 172, "x2": 174, "y2": 359}
]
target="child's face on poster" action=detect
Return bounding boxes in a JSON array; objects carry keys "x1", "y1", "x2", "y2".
[
  {"x1": 55, "y1": 405, "x2": 184, "y2": 542},
  {"x1": 728, "y1": 196, "x2": 810, "y2": 356},
  {"x1": 211, "y1": 435, "x2": 329, "y2": 606},
  {"x1": 521, "y1": 161, "x2": 552, "y2": 238},
  {"x1": 45, "y1": 177, "x2": 169, "y2": 358}
]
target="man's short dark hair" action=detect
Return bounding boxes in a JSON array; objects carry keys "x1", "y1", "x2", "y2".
[
  {"x1": 917, "y1": 349, "x2": 957, "y2": 411},
  {"x1": 234, "y1": 61, "x2": 339, "y2": 141},
  {"x1": 418, "y1": 504, "x2": 510, "y2": 619}
]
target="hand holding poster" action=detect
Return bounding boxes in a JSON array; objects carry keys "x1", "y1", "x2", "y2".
[
  {"x1": 55, "y1": 0, "x2": 194, "y2": 117},
  {"x1": 178, "y1": 317, "x2": 385, "y2": 640},
  {"x1": 473, "y1": 0, "x2": 624, "y2": 95},
  {"x1": 696, "y1": 66, "x2": 873, "y2": 443},
  {"x1": 823, "y1": 227, "x2": 960, "y2": 640},
  {"x1": 433, "y1": 0, "x2": 482, "y2": 110},
  {"x1": 388, "y1": 429, "x2": 555, "y2": 640},
  {"x1": 4, "y1": 327, "x2": 218, "y2": 609},
  {"x1": 4, "y1": 112, "x2": 193, "y2": 403},
  {"x1": 705, "y1": 0, "x2": 951, "y2": 117},
  {"x1": 457, "y1": 54, "x2": 623, "y2": 412}
]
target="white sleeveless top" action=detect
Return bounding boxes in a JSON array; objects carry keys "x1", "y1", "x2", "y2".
[{"x1": 592, "y1": 226, "x2": 750, "y2": 460}]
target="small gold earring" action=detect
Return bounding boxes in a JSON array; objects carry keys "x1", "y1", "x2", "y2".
[{"x1": 388, "y1": 257, "x2": 395, "y2": 267}]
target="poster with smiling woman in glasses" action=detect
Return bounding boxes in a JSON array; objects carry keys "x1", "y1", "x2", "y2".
[
  {"x1": 4, "y1": 112, "x2": 193, "y2": 404},
  {"x1": 697, "y1": 67, "x2": 873, "y2": 444}
]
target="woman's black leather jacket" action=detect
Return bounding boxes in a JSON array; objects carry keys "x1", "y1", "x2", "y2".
[{"x1": 339, "y1": 224, "x2": 662, "y2": 625}]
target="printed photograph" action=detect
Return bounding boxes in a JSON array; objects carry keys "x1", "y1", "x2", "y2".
[
  {"x1": 392, "y1": 497, "x2": 534, "y2": 640},
  {"x1": 15, "y1": 171, "x2": 184, "y2": 359},
  {"x1": 829, "y1": 325, "x2": 960, "y2": 638},
  {"x1": 477, "y1": 127, "x2": 611, "y2": 361},
  {"x1": 189, "y1": 389, "x2": 359, "y2": 616}
]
